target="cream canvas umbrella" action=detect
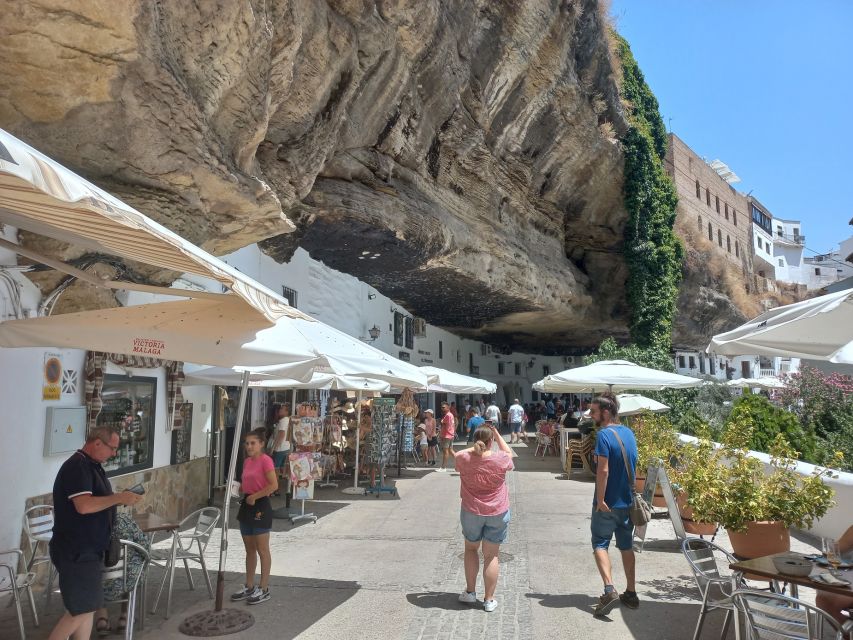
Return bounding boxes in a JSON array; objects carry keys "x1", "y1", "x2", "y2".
[
  {"x1": 709, "y1": 289, "x2": 853, "y2": 363},
  {"x1": 726, "y1": 377, "x2": 786, "y2": 390},
  {"x1": 533, "y1": 359, "x2": 703, "y2": 393}
]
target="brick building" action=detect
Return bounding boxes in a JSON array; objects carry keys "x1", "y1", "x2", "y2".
[{"x1": 664, "y1": 133, "x2": 751, "y2": 275}]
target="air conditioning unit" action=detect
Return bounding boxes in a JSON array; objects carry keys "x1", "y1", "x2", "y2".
[
  {"x1": 412, "y1": 317, "x2": 426, "y2": 338},
  {"x1": 563, "y1": 356, "x2": 575, "y2": 365}
]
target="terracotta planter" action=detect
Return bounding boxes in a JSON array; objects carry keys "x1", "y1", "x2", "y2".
[
  {"x1": 636, "y1": 476, "x2": 666, "y2": 508},
  {"x1": 636, "y1": 477, "x2": 646, "y2": 493},
  {"x1": 676, "y1": 493, "x2": 717, "y2": 536},
  {"x1": 728, "y1": 521, "x2": 790, "y2": 559}
]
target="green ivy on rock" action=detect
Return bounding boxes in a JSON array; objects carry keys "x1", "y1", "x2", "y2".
[{"x1": 615, "y1": 33, "x2": 683, "y2": 350}]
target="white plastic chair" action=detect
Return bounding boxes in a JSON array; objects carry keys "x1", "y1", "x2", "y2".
[
  {"x1": 732, "y1": 589, "x2": 849, "y2": 640},
  {"x1": 104, "y1": 540, "x2": 149, "y2": 640},
  {"x1": 682, "y1": 538, "x2": 745, "y2": 640},
  {"x1": 0, "y1": 548, "x2": 39, "y2": 640},
  {"x1": 149, "y1": 507, "x2": 220, "y2": 614},
  {"x1": 534, "y1": 429, "x2": 555, "y2": 457},
  {"x1": 22, "y1": 505, "x2": 55, "y2": 601}
]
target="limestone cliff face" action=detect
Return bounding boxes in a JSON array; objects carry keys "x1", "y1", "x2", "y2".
[{"x1": 1, "y1": 0, "x2": 632, "y2": 350}]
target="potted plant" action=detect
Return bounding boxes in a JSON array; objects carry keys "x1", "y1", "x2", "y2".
[
  {"x1": 686, "y1": 416, "x2": 837, "y2": 558},
  {"x1": 669, "y1": 426, "x2": 722, "y2": 536},
  {"x1": 631, "y1": 412, "x2": 679, "y2": 506}
]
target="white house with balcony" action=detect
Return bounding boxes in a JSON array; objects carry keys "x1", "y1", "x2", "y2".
[
  {"x1": 772, "y1": 218, "x2": 806, "y2": 284},
  {"x1": 674, "y1": 349, "x2": 798, "y2": 381}
]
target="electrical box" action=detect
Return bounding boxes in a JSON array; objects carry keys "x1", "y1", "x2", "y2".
[{"x1": 44, "y1": 407, "x2": 86, "y2": 457}]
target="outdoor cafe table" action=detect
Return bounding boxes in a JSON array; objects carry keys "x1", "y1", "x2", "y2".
[
  {"x1": 729, "y1": 552, "x2": 853, "y2": 598},
  {"x1": 133, "y1": 513, "x2": 181, "y2": 621}
]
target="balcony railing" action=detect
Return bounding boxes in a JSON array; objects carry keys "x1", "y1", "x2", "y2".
[
  {"x1": 759, "y1": 368, "x2": 776, "y2": 378},
  {"x1": 774, "y1": 232, "x2": 805, "y2": 245}
]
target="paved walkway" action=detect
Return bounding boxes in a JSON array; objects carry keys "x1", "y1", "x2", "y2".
[{"x1": 4, "y1": 442, "x2": 821, "y2": 639}]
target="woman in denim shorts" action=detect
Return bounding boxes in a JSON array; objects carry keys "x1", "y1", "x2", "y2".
[{"x1": 450, "y1": 423, "x2": 514, "y2": 612}]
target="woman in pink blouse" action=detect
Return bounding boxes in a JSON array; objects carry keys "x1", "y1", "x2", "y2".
[{"x1": 451, "y1": 422, "x2": 514, "y2": 613}]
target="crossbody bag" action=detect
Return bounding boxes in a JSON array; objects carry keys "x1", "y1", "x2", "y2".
[{"x1": 607, "y1": 428, "x2": 652, "y2": 527}]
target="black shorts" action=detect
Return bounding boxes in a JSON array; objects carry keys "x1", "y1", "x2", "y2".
[
  {"x1": 50, "y1": 541, "x2": 104, "y2": 616},
  {"x1": 428, "y1": 436, "x2": 439, "y2": 447}
]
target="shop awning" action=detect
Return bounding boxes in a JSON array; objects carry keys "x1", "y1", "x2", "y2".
[
  {"x1": 0, "y1": 128, "x2": 303, "y2": 323},
  {"x1": 417, "y1": 366, "x2": 496, "y2": 394}
]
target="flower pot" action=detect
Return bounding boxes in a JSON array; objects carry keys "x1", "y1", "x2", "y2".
[
  {"x1": 728, "y1": 521, "x2": 790, "y2": 560},
  {"x1": 635, "y1": 477, "x2": 645, "y2": 493},
  {"x1": 677, "y1": 492, "x2": 717, "y2": 536}
]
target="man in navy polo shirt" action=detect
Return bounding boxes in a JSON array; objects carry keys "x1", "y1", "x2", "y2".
[{"x1": 47, "y1": 426, "x2": 141, "y2": 640}]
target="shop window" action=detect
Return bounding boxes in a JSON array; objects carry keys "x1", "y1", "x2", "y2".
[
  {"x1": 678, "y1": 355, "x2": 685, "y2": 368},
  {"x1": 498, "y1": 362, "x2": 505, "y2": 375},
  {"x1": 815, "y1": 268, "x2": 821, "y2": 276},
  {"x1": 393, "y1": 311, "x2": 404, "y2": 346},
  {"x1": 404, "y1": 316, "x2": 414, "y2": 349},
  {"x1": 695, "y1": 180, "x2": 701, "y2": 198},
  {"x1": 715, "y1": 195, "x2": 720, "y2": 213},
  {"x1": 97, "y1": 374, "x2": 157, "y2": 476}
]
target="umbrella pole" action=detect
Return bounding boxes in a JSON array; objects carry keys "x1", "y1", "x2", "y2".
[
  {"x1": 214, "y1": 371, "x2": 250, "y2": 611},
  {"x1": 341, "y1": 390, "x2": 364, "y2": 495}
]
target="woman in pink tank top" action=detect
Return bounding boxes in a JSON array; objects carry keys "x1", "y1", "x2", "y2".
[{"x1": 451, "y1": 423, "x2": 514, "y2": 613}]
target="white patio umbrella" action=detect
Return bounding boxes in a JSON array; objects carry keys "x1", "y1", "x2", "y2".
[
  {"x1": 726, "y1": 377, "x2": 785, "y2": 390},
  {"x1": 615, "y1": 393, "x2": 670, "y2": 416},
  {"x1": 533, "y1": 359, "x2": 703, "y2": 393},
  {"x1": 417, "y1": 366, "x2": 496, "y2": 394},
  {"x1": 708, "y1": 289, "x2": 853, "y2": 363},
  {"x1": 184, "y1": 365, "x2": 390, "y2": 392}
]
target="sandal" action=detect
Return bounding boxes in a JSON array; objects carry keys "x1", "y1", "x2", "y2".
[
  {"x1": 96, "y1": 617, "x2": 111, "y2": 637},
  {"x1": 116, "y1": 614, "x2": 127, "y2": 632}
]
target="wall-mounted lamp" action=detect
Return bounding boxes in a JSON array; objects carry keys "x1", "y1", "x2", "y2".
[
  {"x1": 390, "y1": 306, "x2": 398, "y2": 314},
  {"x1": 367, "y1": 325, "x2": 381, "y2": 342},
  {"x1": 367, "y1": 293, "x2": 376, "y2": 300},
  {"x1": 527, "y1": 360, "x2": 535, "y2": 368}
]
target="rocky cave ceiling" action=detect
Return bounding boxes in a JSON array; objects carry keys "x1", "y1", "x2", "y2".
[{"x1": 1, "y1": 0, "x2": 638, "y2": 353}]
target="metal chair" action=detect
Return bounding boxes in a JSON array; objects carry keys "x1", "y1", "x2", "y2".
[
  {"x1": 22, "y1": 505, "x2": 55, "y2": 601},
  {"x1": 682, "y1": 537, "x2": 745, "y2": 640},
  {"x1": 149, "y1": 507, "x2": 220, "y2": 614},
  {"x1": 0, "y1": 548, "x2": 39, "y2": 640},
  {"x1": 731, "y1": 589, "x2": 847, "y2": 640},
  {"x1": 104, "y1": 540, "x2": 149, "y2": 640}
]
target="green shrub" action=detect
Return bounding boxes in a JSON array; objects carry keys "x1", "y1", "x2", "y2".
[{"x1": 725, "y1": 393, "x2": 815, "y2": 461}]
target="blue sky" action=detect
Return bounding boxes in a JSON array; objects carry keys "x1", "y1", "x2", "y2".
[{"x1": 610, "y1": 0, "x2": 853, "y2": 254}]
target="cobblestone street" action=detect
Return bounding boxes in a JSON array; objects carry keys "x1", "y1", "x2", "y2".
[{"x1": 4, "y1": 441, "x2": 820, "y2": 639}]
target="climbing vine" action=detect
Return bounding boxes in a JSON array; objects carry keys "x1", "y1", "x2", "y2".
[{"x1": 614, "y1": 33, "x2": 683, "y2": 351}]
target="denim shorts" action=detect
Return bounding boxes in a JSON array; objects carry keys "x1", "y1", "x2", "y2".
[
  {"x1": 272, "y1": 451, "x2": 289, "y2": 468},
  {"x1": 239, "y1": 521, "x2": 272, "y2": 536},
  {"x1": 50, "y1": 542, "x2": 104, "y2": 615},
  {"x1": 461, "y1": 508, "x2": 510, "y2": 544},
  {"x1": 509, "y1": 422, "x2": 522, "y2": 433},
  {"x1": 590, "y1": 508, "x2": 634, "y2": 551}
]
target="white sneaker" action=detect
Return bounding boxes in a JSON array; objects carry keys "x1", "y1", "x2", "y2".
[
  {"x1": 458, "y1": 591, "x2": 477, "y2": 604},
  {"x1": 483, "y1": 599, "x2": 498, "y2": 612},
  {"x1": 437, "y1": 467, "x2": 446, "y2": 472}
]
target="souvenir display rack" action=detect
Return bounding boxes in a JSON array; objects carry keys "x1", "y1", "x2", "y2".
[{"x1": 364, "y1": 397, "x2": 397, "y2": 497}]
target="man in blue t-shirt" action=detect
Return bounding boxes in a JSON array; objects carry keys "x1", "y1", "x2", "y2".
[
  {"x1": 466, "y1": 407, "x2": 485, "y2": 443},
  {"x1": 589, "y1": 393, "x2": 639, "y2": 617}
]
